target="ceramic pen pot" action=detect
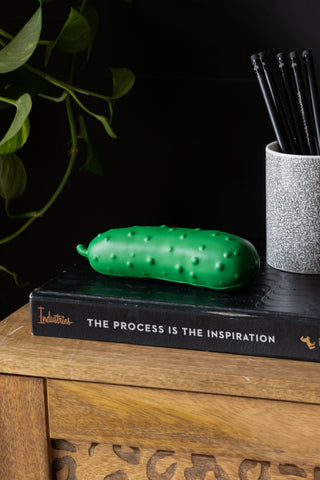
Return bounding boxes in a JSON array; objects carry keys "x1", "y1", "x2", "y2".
[{"x1": 266, "y1": 141, "x2": 320, "y2": 274}]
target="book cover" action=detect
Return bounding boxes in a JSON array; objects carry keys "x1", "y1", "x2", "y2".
[{"x1": 29, "y1": 259, "x2": 320, "y2": 361}]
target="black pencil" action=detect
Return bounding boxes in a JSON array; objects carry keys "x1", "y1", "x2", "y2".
[
  {"x1": 302, "y1": 49, "x2": 320, "y2": 154},
  {"x1": 276, "y1": 52, "x2": 307, "y2": 154},
  {"x1": 251, "y1": 53, "x2": 290, "y2": 153},
  {"x1": 259, "y1": 51, "x2": 296, "y2": 153},
  {"x1": 289, "y1": 50, "x2": 317, "y2": 155}
]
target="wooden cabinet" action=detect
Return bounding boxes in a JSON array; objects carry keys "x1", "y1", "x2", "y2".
[{"x1": 1, "y1": 304, "x2": 320, "y2": 479}]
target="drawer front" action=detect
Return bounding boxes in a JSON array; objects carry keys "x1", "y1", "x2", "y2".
[{"x1": 47, "y1": 378, "x2": 320, "y2": 466}]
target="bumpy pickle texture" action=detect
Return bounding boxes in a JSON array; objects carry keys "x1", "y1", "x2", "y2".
[{"x1": 77, "y1": 226, "x2": 260, "y2": 290}]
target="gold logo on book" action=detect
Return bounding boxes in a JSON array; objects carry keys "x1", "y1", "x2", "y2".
[
  {"x1": 38, "y1": 306, "x2": 73, "y2": 326},
  {"x1": 300, "y1": 335, "x2": 317, "y2": 350}
]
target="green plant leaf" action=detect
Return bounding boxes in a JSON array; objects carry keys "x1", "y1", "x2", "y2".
[
  {"x1": 0, "y1": 118, "x2": 30, "y2": 154},
  {"x1": 78, "y1": 116, "x2": 103, "y2": 176},
  {"x1": 82, "y1": 4, "x2": 99, "y2": 62},
  {"x1": 0, "y1": 93, "x2": 32, "y2": 153},
  {"x1": 45, "y1": 8, "x2": 91, "y2": 64},
  {"x1": 93, "y1": 112, "x2": 117, "y2": 138},
  {"x1": 0, "y1": 7, "x2": 42, "y2": 73},
  {"x1": 55, "y1": 8, "x2": 91, "y2": 53},
  {"x1": 0, "y1": 153, "x2": 27, "y2": 200},
  {"x1": 110, "y1": 67, "x2": 135, "y2": 99}
]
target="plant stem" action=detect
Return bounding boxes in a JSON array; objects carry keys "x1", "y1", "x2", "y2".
[
  {"x1": 24, "y1": 63, "x2": 112, "y2": 104},
  {"x1": 4, "y1": 198, "x2": 38, "y2": 219},
  {"x1": 0, "y1": 95, "x2": 19, "y2": 106},
  {"x1": 0, "y1": 216, "x2": 35, "y2": 245},
  {"x1": 0, "y1": 265, "x2": 27, "y2": 287},
  {"x1": 37, "y1": 96, "x2": 78, "y2": 216},
  {"x1": 0, "y1": 29, "x2": 13, "y2": 41},
  {"x1": 38, "y1": 91, "x2": 68, "y2": 103},
  {"x1": 25, "y1": 63, "x2": 114, "y2": 129},
  {"x1": 0, "y1": 96, "x2": 78, "y2": 245}
]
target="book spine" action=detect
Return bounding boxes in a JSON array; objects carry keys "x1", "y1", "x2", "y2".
[{"x1": 30, "y1": 294, "x2": 320, "y2": 362}]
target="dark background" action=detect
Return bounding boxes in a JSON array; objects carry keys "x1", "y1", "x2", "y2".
[{"x1": 1, "y1": 0, "x2": 320, "y2": 318}]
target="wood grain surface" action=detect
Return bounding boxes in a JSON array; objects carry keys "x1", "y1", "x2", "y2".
[
  {"x1": 1, "y1": 304, "x2": 320, "y2": 404},
  {"x1": 50, "y1": 439, "x2": 320, "y2": 480},
  {"x1": 47, "y1": 378, "x2": 320, "y2": 465},
  {"x1": 0, "y1": 374, "x2": 50, "y2": 480}
]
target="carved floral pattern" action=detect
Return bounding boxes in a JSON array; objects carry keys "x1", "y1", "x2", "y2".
[{"x1": 50, "y1": 440, "x2": 316, "y2": 480}]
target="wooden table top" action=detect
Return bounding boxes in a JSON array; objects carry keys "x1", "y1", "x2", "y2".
[{"x1": 1, "y1": 304, "x2": 320, "y2": 404}]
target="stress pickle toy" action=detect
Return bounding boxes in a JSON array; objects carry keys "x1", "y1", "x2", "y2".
[{"x1": 77, "y1": 226, "x2": 260, "y2": 290}]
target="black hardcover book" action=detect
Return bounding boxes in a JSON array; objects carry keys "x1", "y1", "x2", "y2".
[{"x1": 30, "y1": 259, "x2": 320, "y2": 362}]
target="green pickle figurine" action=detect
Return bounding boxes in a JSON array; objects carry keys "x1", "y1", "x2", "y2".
[{"x1": 77, "y1": 225, "x2": 260, "y2": 290}]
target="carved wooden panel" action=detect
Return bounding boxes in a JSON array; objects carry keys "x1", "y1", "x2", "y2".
[{"x1": 50, "y1": 440, "x2": 319, "y2": 480}]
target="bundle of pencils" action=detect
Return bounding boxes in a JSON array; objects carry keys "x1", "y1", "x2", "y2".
[{"x1": 251, "y1": 50, "x2": 320, "y2": 155}]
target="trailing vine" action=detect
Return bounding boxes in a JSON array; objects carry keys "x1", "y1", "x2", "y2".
[{"x1": 0, "y1": 0, "x2": 135, "y2": 285}]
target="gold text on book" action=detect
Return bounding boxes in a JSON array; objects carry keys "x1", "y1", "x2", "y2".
[
  {"x1": 300, "y1": 336, "x2": 317, "y2": 350},
  {"x1": 38, "y1": 306, "x2": 73, "y2": 326}
]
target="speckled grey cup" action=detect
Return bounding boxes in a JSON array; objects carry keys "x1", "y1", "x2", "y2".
[{"x1": 266, "y1": 141, "x2": 320, "y2": 274}]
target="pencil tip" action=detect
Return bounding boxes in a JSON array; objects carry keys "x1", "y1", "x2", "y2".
[
  {"x1": 302, "y1": 49, "x2": 312, "y2": 61},
  {"x1": 289, "y1": 50, "x2": 298, "y2": 59},
  {"x1": 276, "y1": 52, "x2": 286, "y2": 68},
  {"x1": 289, "y1": 51, "x2": 300, "y2": 68},
  {"x1": 250, "y1": 54, "x2": 260, "y2": 71}
]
